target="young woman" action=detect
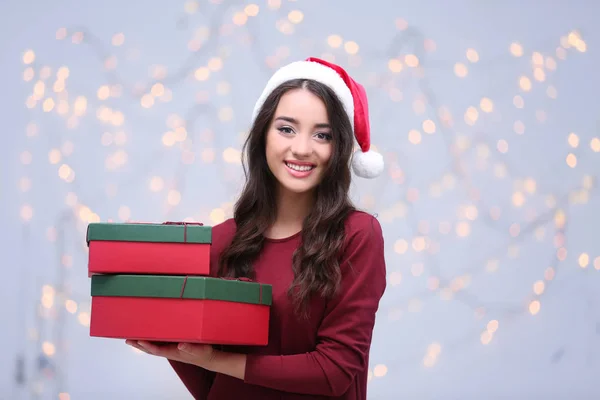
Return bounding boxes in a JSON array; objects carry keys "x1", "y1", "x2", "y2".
[{"x1": 127, "y1": 57, "x2": 387, "y2": 399}]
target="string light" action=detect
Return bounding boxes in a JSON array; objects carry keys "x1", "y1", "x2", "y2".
[{"x1": 15, "y1": 1, "x2": 597, "y2": 398}]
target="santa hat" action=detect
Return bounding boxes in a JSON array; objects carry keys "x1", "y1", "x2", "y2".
[{"x1": 251, "y1": 57, "x2": 384, "y2": 179}]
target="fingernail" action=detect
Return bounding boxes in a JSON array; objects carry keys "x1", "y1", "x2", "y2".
[{"x1": 178, "y1": 343, "x2": 187, "y2": 351}]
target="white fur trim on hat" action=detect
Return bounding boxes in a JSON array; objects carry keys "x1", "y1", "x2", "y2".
[
  {"x1": 251, "y1": 60, "x2": 355, "y2": 130},
  {"x1": 352, "y1": 149, "x2": 385, "y2": 179}
]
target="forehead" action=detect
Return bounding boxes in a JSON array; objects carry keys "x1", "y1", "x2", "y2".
[{"x1": 275, "y1": 88, "x2": 329, "y2": 121}]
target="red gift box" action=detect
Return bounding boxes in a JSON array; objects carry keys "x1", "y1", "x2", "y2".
[
  {"x1": 90, "y1": 274, "x2": 272, "y2": 345},
  {"x1": 86, "y1": 222, "x2": 211, "y2": 276}
]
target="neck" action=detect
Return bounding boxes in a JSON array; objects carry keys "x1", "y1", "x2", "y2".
[{"x1": 269, "y1": 186, "x2": 315, "y2": 238}]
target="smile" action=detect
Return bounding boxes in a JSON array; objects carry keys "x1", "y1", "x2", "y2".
[
  {"x1": 284, "y1": 161, "x2": 315, "y2": 172},
  {"x1": 284, "y1": 161, "x2": 316, "y2": 178}
]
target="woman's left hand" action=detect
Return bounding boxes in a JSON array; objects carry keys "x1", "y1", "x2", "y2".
[{"x1": 126, "y1": 339, "x2": 216, "y2": 369}]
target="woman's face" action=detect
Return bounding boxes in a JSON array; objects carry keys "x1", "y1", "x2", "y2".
[{"x1": 265, "y1": 88, "x2": 333, "y2": 196}]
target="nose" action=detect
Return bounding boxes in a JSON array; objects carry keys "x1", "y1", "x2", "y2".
[{"x1": 290, "y1": 134, "x2": 312, "y2": 158}]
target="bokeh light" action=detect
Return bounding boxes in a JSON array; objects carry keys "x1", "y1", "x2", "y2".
[{"x1": 10, "y1": 2, "x2": 599, "y2": 399}]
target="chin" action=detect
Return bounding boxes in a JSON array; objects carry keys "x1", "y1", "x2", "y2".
[
  {"x1": 278, "y1": 178, "x2": 318, "y2": 194},
  {"x1": 282, "y1": 183, "x2": 317, "y2": 194},
  {"x1": 276, "y1": 170, "x2": 321, "y2": 195}
]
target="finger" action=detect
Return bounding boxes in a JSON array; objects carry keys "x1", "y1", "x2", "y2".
[
  {"x1": 126, "y1": 340, "x2": 151, "y2": 354},
  {"x1": 177, "y1": 343, "x2": 192, "y2": 354},
  {"x1": 137, "y1": 340, "x2": 161, "y2": 354},
  {"x1": 177, "y1": 343, "x2": 210, "y2": 356},
  {"x1": 125, "y1": 339, "x2": 141, "y2": 349},
  {"x1": 138, "y1": 341, "x2": 182, "y2": 358}
]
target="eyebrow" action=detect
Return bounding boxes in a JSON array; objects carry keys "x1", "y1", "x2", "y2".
[{"x1": 275, "y1": 116, "x2": 331, "y2": 129}]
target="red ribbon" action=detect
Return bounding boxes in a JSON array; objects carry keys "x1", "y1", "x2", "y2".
[
  {"x1": 221, "y1": 277, "x2": 253, "y2": 282},
  {"x1": 123, "y1": 221, "x2": 204, "y2": 243},
  {"x1": 221, "y1": 277, "x2": 263, "y2": 304},
  {"x1": 126, "y1": 221, "x2": 204, "y2": 226},
  {"x1": 163, "y1": 221, "x2": 204, "y2": 243},
  {"x1": 179, "y1": 275, "x2": 264, "y2": 304},
  {"x1": 163, "y1": 221, "x2": 204, "y2": 226},
  {"x1": 179, "y1": 276, "x2": 188, "y2": 299}
]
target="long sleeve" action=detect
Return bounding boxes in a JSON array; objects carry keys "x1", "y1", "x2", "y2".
[
  {"x1": 169, "y1": 359, "x2": 216, "y2": 399},
  {"x1": 243, "y1": 214, "x2": 387, "y2": 396}
]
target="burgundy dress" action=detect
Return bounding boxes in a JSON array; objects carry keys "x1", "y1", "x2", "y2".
[{"x1": 169, "y1": 211, "x2": 387, "y2": 399}]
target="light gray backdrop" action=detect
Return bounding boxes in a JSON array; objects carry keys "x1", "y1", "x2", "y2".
[{"x1": 1, "y1": 0, "x2": 599, "y2": 399}]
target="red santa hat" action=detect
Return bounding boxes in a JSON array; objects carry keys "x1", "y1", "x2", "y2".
[{"x1": 251, "y1": 57, "x2": 384, "y2": 179}]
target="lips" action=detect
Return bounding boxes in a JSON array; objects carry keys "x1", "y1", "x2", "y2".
[{"x1": 284, "y1": 161, "x2": 316, "y2": 172}]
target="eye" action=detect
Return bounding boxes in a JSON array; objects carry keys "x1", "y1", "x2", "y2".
[
  {"x1": 277, "y1": 126, "x2": 294, "y2": 135},
  {"x1": 314, "y1": 132, "x2": 333, "y2": 141}
]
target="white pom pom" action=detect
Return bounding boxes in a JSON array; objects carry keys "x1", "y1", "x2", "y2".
[{"x1": 351, "y1": 149, "x2": 385, "y2": 179}]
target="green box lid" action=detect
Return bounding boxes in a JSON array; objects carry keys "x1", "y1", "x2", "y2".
[
  {"x1": 91, "y1": 274, "x2": 272, "y2": 306},
  {"x1": 86, "y1": 222, "x2": 212, "y2": 245}
]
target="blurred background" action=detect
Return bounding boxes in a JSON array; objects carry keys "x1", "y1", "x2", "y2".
[{"x1": 1, "y1": 0, "x2": 599, "y2": 399}]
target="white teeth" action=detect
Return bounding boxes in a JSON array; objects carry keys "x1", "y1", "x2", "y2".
[{"x1": 285, "y1": 162, "x2": 314, "y2": 172}]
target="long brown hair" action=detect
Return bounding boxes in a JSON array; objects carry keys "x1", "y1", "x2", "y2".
[{"x1": 218, "y1": 79, "x2": 356, "y2": 316}]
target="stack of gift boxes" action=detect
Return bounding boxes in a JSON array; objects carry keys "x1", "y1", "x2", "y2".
[{"x1": 86, "y1": 221, "x2": 272, "y2": 346}]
